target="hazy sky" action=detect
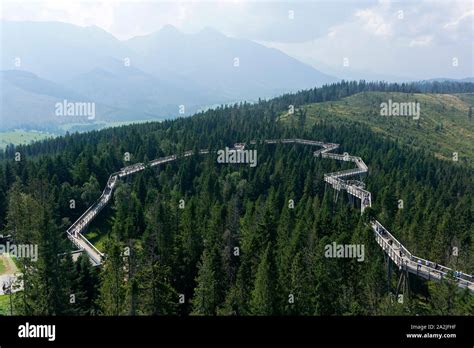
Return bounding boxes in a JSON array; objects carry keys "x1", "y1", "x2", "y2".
[{"x1": 1, "y1": 0, "x2": 473, "y2": 79}]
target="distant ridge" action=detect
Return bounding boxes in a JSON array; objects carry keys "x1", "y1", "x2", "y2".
[{"x1": 1, "y1": 21, "x2": 337, "y2": 130}]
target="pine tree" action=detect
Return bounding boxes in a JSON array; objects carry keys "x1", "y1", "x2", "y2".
[
  {"x1": 138, "y1": 260, "x2": 177, "y2": 315},
  {"x1": 71, "y1": 254, "x2": 100, "y2": 315},
  {"x1": 284, "y1": 251, "x2": 307, "y2": 315},
  {"x1": 99, "y1": 239, "x2": 126, "y2": 315},
  {"x1": 5, "y1": 181, "x2": 41, "y2": 244},
  {"x1": 192, "y1": 248, "x2": 218, "y2": 315},
  {"x1": 250, "y1": 245, "x2": 275, "y2": 315},
  {"x1": 14, "y1": 192, "x2": 70, "y2": 315},
  {"x1": 428, "y1": 279, "x2": 461, "y2": 315},
  {"x1": 313, "y1": 237, "x2": 340, "y2": 315},
  {"x1": 80, "y1": 175, "x2": 101, "y2": 207}
]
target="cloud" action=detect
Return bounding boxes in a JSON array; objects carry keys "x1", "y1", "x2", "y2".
[
  {"x1": 0, "y1": 0, "x2": 365, "y2": 41},
  {"x1": 409, "y1": 35, "x2": 433, "y2": 47},
  {"x1": 260, "y1": 0, "x2": 473, "y2": 80},
  {"x1": 444, "y1": 9, "x2": 474, "y2": 29},
  {"x1": 355, "y1": 8, "x2": 392, "y2": 37},
  {"x1": 1, "y1": 0, "x2": 472, "y2": 79}
]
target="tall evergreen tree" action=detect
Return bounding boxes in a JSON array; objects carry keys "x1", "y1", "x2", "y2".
[
  {"x1": 250, "y1": 245, "x2": 276, "y2": 315},
  {"x1": 192, "y1": 248, "x2": 219, "y2": 315},
  {"x1": 99, "y1": 239, "x2": 126, "y2": 315}
]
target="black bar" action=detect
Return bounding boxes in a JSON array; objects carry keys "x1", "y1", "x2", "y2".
[{"x1": 0, "y1": 316, "x2": 472, "y2": 346}]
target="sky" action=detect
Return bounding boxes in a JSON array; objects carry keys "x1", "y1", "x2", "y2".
[{"x1": 1, "y1": 0, "x2": 473, "y2": 80}]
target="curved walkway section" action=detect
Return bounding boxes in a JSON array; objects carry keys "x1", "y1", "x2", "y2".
[{"x1": 65, "y1": 139, "x2": 474, "y2": 292}]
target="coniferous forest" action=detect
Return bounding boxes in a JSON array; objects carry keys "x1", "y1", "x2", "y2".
[{"x1": 0, "y1": 81, "x2": 473, "y2": 316}]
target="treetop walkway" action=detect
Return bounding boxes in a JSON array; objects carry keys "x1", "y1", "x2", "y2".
[{"x1": 66, "y1": 139, "x2": 473, "y2": 292}]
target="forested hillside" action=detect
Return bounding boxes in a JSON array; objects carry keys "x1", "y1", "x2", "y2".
[
  {"x1": 284, "y1": 92, "x2": 474, "y2": 165},
  {"x1": 0, "y1": 81, "x2": 473, "y2": 316}
]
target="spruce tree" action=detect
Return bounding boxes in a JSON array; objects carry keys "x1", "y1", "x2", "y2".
[
  {"x1": 99, "y1": 239, "x2": 126, "y2": 315},
  {"x1": 192, "y1": 248, "x2": 218, "y2": 315},
  {"x1": 250, "y1": 245, "x2": 275, "y2": 315}
]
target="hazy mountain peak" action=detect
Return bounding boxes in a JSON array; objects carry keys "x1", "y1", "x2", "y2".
[
  {"x1": 158, "y1": 24, "x2": 182, "y2": 35},
  {"x1": 197, "y1": 26, "x2": 226, "y2": 37},
  {"x1": 1, "y1": 20, "x2": 338, "y2": 130}
]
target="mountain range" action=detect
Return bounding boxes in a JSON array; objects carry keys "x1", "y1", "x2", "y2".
[{"x1": 0, "y1": 21, "x2": 337, "y2": 131}]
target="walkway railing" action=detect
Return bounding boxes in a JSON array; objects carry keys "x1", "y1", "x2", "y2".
[{"x1": 64, "y1": 138, "x2": 474, "y2": 292}]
